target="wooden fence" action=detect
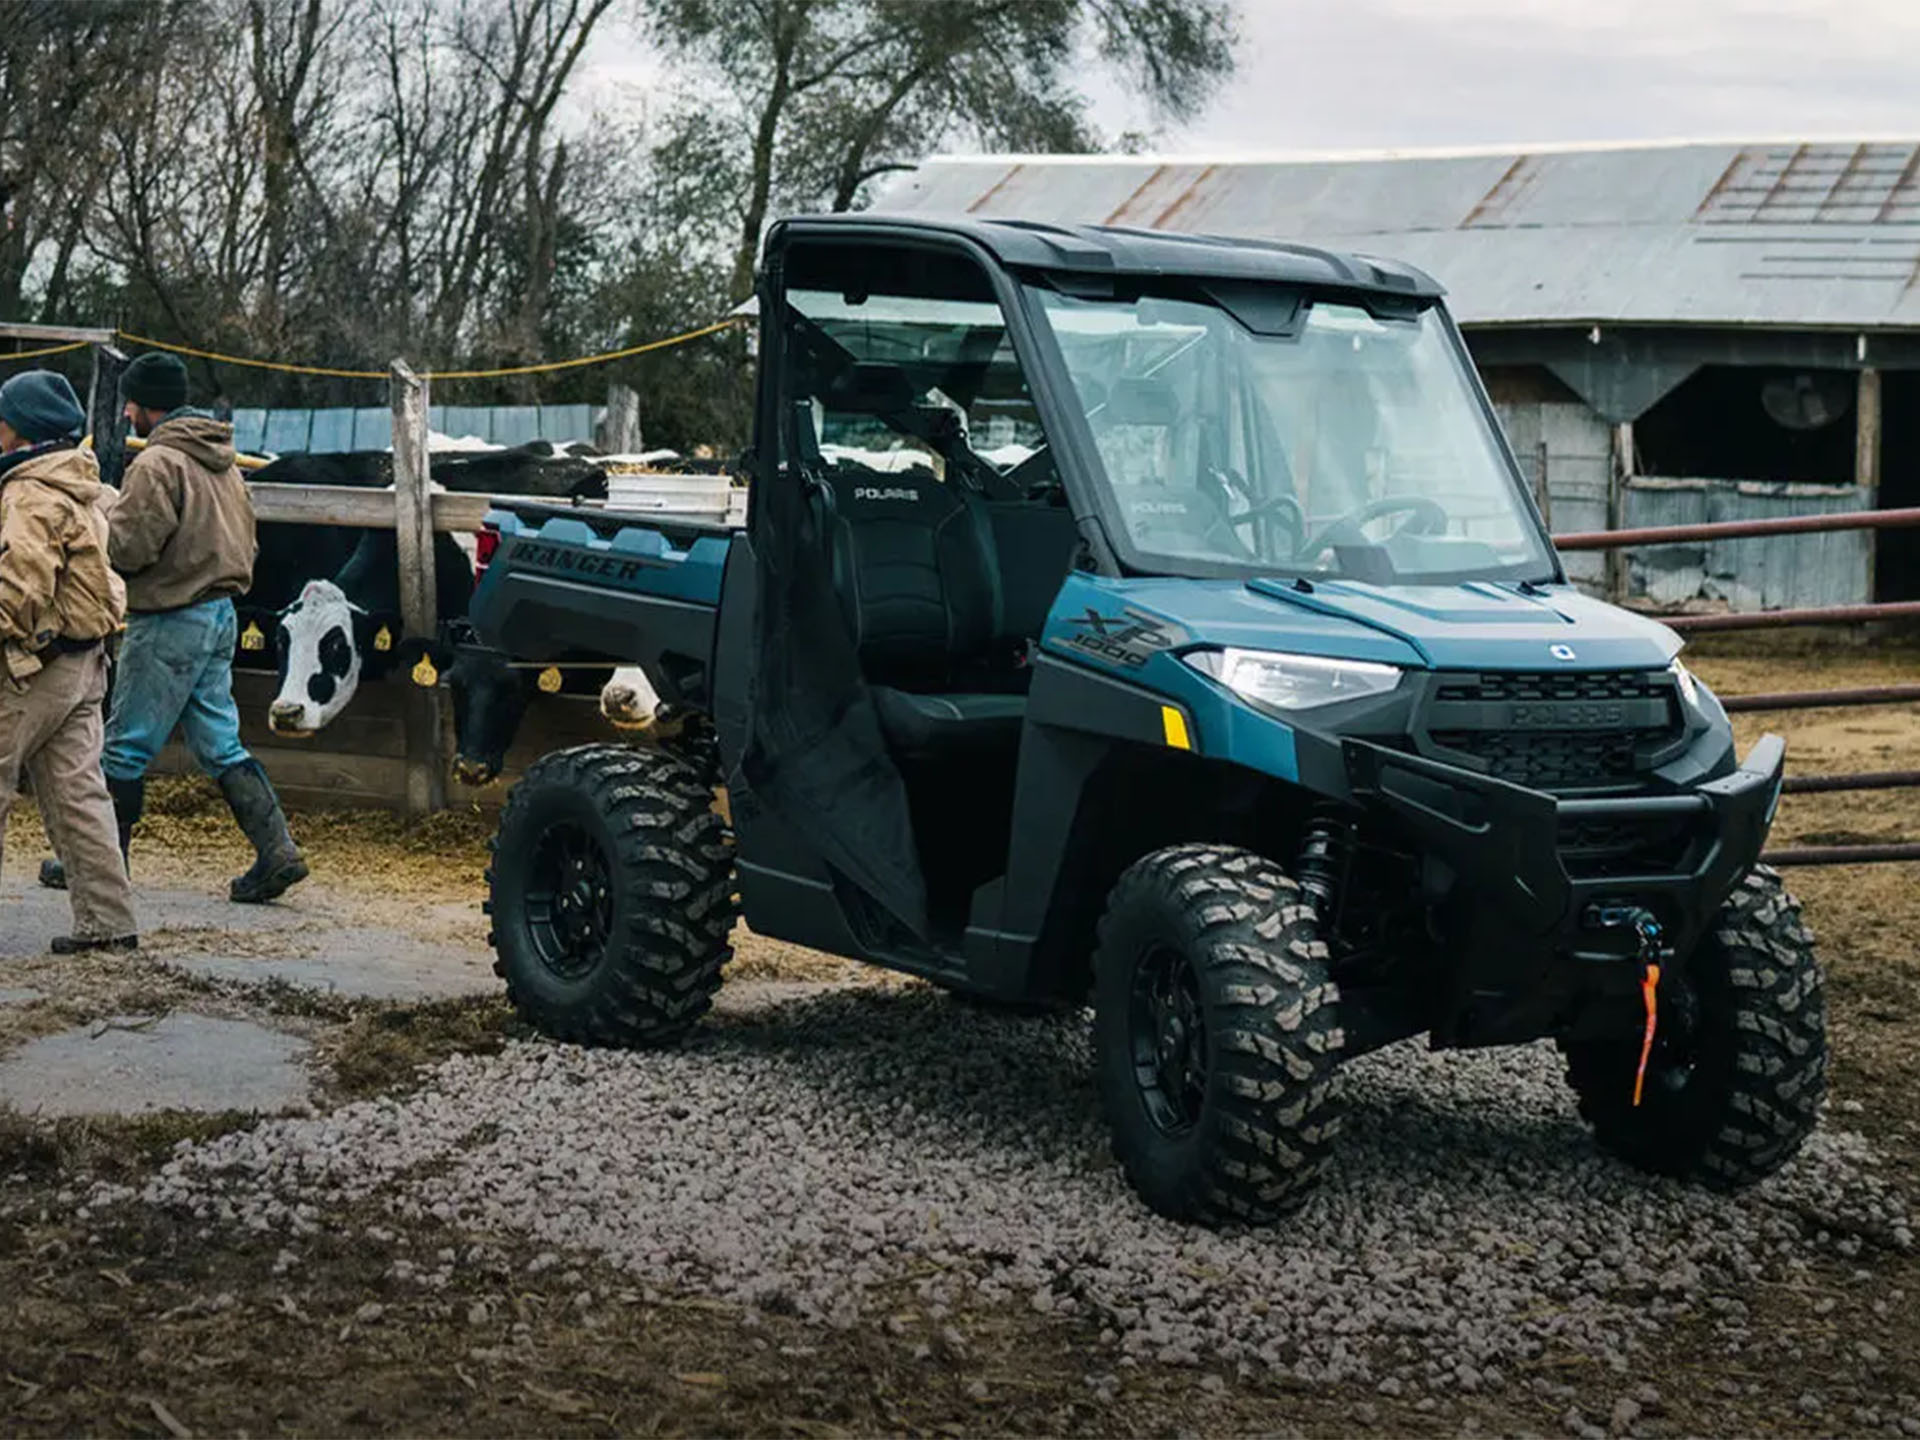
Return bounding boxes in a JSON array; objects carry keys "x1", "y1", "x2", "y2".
[{"x1": 70, "y1": 353, "x2": 731, "y2": 815}]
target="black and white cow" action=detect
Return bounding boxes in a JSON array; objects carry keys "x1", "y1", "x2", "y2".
[
  {"x1": 255, "y1": 440, "x2": 686, "y2": 782},
  {"x1": 266, "y1": 527, "x2": 478, "y2": 736}
]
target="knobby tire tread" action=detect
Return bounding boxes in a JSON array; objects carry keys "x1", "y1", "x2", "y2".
[
  {"x1": 1096, "y1": 844, "x2": 1346, "y2": 1227},
  {"x1": 487, "y1": 743, "x2": 734, "y2": 1048},
  {"x1": 1562, "y1": 866, "x2": 1826, "y2": 1189}
]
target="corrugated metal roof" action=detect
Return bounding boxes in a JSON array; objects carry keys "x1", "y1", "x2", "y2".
[{"x1": 875, "y1": 140, "x2": 1920, "y2": 330}]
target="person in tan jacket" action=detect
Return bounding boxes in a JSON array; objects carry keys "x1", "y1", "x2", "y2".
[
  {"x1": 0, "y1": 369, "x2": 139, "y2": 952},
  {"x1": 38, "y1": 352, "x2": 306, "y2": 904}
]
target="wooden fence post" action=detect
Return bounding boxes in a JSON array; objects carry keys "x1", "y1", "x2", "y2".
[
  {"x1": 87, "y1": 343, "x2": 130, "y2": 487},
  {"x1": 391, "y1": 360, "x2": 446, "y2": 816},
  {"x1": 601, "y1": 382, "x2": 642, "y2": 454},
  {"x1": 1858, "y1": 367, "x2": 1883, "y2": 601},
  {"x1": 1607, "y1": 421, "x2": 1634, "y2": 603}
]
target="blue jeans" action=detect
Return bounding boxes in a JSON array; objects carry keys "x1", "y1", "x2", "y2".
[{"x1": 102, "y1": 599, "x2": 252, "y2": 783}]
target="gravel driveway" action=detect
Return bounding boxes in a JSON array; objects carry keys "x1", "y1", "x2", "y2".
[{"x1": 98, "y1": 983, "x2": 1912, "y2": 1405}]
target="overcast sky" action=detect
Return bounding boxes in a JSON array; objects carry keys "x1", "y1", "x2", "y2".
[
  {"x1": 1079, "y1": 0, "x2": 1920, "y2": 154},
  {"x1": 581, "y1": 0, "x2": 1920, "y2": 158}
]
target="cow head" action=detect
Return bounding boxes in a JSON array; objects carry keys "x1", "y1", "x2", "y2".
[
  {"x1": 268, "y1": 580, "x2": 402, "y2": 737},
  {"x1": 393, "y1": 635, "x2": 534, "y2": 787}
]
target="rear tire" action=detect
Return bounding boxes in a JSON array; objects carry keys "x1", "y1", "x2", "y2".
[
  {"x1": 1561, "y1": 866, "x2": 1826, "y2": 1189},
  {"x1": 1093, "y1": 844, "x2": 1346, "y2": 1226},
  {"x1": 487, "y1": 743, "x2": 734, "y2": 1046}
]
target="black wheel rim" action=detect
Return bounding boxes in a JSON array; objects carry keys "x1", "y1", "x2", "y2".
[
  {"x1": 523, "y1": 820, "x2": 615, "y2": 981},
  {"x1": 1129, "y1": 942, "x2": 1209, "y2": 1135},
  {"x1": 1644, "y1": 976, "x2": 1702, "y2": 1099}
]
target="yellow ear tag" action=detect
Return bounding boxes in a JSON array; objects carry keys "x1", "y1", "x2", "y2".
[
  {"x1": 374, "y1": 625, "x2": 393, "y2": 652},
  {"x1": 240, "y1": 620, "x2": 265, "y2": 651},
  {"x1": 411, "y1": 655, "x2": 439, "y2": 687},
  {"x1": 537, "y1": 666, "x2": 563, "y2": 694}
]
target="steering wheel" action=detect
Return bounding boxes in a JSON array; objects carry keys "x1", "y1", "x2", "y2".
[
  {"x1": 1297, "y1": 494, "x2": 1448, "y2": 565},
  {"x1": 1227, "y1": 490, "x2": 1307, "y2": 551}
]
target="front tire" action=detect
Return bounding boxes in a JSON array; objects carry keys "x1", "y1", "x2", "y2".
[
  {"x1": 1093, "y1": 844, "x2": 1346, "y2": 1226},
  {"x1": 1561, "y1": 866, "x2": 1826, "y2": 1188},
  {"x1": 487, "y1": 744, "x2": 735, "y2": 1046}
]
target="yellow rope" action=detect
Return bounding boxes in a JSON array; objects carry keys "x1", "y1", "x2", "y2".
[
  {"x1": 0, "y1": 340, "x2": 91, "y2": 363},
  {"x1": 115, "y1": 316, "x2": 745, "y2": 383}
]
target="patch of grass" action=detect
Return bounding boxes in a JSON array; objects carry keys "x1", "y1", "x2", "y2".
[
  {"x1": 326, "y1": 995, "x2": 515, "y2": 1100},
  {"x1": 0, "y1": 1106, "x2": 258, "y2": 1181}
]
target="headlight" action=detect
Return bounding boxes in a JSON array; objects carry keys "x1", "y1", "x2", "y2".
[
  {"x1": 1186, "y1": 647, "x2": 1402, "y2": 712},
  {"x1": 1668, "y1": 657, "x2": 1699, "y2": 707}
]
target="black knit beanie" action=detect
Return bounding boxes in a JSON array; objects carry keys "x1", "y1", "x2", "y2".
[{"x1": 120, "y1": 351, "x2": 189, "y2": 412}]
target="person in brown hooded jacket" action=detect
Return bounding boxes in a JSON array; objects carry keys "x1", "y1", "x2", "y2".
[
  {"x1": 38, "y1": 352, "x2": 306, "y2": 904},
  {"x1": 0, "y1": 369, "x2": 140, "y2": 952}
]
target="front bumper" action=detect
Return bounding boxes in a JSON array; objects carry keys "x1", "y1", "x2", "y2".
[{"x1": 1343, "y1": 731, "x2": 1785, "y2": 1043}]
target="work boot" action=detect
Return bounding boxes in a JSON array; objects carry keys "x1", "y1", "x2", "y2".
[
  {"x1": 39, "y1": 775, "x2": 144, "y2": 891},
  {"x1": 50, "y1": 933, "x2": 139, "y2": 955},
  {"x1": 218, "y1": 759, "x2": 308, "y2": 904}
]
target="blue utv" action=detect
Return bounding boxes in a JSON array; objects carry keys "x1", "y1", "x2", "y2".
[{"x1": 467, "y1": 214, "x2": 1825, "y2": 1226}]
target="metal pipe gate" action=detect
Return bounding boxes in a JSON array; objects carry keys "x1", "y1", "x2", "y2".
[{"x1": 1548, "y1": 506, "x2": 1920, "y2": 866}]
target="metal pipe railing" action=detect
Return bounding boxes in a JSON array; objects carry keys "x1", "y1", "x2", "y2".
[
  {"x1": 1667, "y1": 601, "x2": 1920, "y2": 633},
  {"x1": 1722, "y1": 684, "x2": 1920, "y2": 712},
  {"x1": 1554, "y1": 506, "x2": 1920, "y2": 551},
  {"x1": 1762, "y1": 843, "x2": 1920, "y2": 867},
  {"x1": 1781, "y1": 770, "x2": 1920, "y2": 795}
]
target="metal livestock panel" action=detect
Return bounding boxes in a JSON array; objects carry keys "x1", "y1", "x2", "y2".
[
  {"x1": 305, "y1": 409, "x2": 356, "y2": 454},
  {"x1": 230, "y1": 409, "x2": 269, "y2": 453},
  {"x1": 351, "y1": 408, "x2": 392, "y2": 450},
  {"x1": 215, "y1": 404, "x2": 601, "y2": 455},
  {"x1": 261, "y1": 409, "x2": 313, "y2": 455},
  {"x1": 537, "y1": 403, "x2": 595, "y2": 444},
  {"x1": 1622, "y1": 479, "x2": 1871, "y2": 611}
]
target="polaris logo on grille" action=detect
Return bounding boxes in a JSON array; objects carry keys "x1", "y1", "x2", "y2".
[
  {"x1": 853, "y1": 486, "x2": 919, "y2": 501},
  {"x1": 1510, "y1": 702, "x2": 1627, "y2": 728},
  {"x1": 1549, "y1": 644, "x2": 1577, "y2": 661}
]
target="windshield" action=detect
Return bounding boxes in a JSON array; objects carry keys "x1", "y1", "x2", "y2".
[{"x1": 1028, "y1": 285, "x2": 1555, "y2": 585}]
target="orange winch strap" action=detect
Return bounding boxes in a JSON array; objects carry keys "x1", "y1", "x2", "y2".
[{"x1": 1632, "y1": 962, "x2": 1662, "y2": 1107}]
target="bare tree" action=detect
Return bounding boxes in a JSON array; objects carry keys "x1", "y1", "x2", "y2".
[{"x1": 649, "y1": 0, "x2": 1238, "y2": 296}]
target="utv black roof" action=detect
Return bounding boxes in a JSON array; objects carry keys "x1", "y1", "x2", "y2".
[{"x1": 769, "y1": 212, "x2": 1445, "y2": 303}]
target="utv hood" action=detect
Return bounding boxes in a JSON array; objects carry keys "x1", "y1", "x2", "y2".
[{"x1": 1094, "y1": 577, "x2": 1682, "y2": 673}]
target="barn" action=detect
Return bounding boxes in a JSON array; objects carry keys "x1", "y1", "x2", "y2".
[{"x1": 879, "y1": 139, "x2": 1920, "y2": 611}]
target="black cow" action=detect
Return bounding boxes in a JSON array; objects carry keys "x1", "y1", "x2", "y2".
[{"x1": 393, "y1": 627, "x2": 613, "y2": 787}]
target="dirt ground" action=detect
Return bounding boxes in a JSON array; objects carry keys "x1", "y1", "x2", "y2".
[{"x1": 3, "y1": 639, "x2": 1920, "y2": 1437}]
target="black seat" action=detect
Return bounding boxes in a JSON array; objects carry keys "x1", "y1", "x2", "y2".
[
  {"x1": 870, "y1": 688, "x2": 1026, "y2": 756},
  {"x1": 822, "y1": 465, "x2": 1024, "y2": 756}
]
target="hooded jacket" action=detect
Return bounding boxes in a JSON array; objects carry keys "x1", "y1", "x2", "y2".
[
  {"x1": 0, "y1": 444, "x2": 127, "y2": 687},
  {"x1": 110, "y1": 414, "x2": 255, "y2": 612}
]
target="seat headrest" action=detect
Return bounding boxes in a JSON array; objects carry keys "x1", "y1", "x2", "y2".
[
  {"x1": 826, "y1": 362, "x2": 916, "y2": 415},
  {"x1": 1105, "y1": 376, "x2": 1180, "y2": 427}
]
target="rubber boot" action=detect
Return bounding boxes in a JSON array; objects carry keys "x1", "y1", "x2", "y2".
[
  {"x1": 218, "y1": 759, "x2": 309, "y2": 904},
  {"x1": 39, "y1": 775, "x2": 143, "y2": 891}
]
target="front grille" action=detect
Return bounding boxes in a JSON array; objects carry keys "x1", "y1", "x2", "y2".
[
  {"x1": 1424, "y1": 669, "x2": 1680, "y2": 793},
  {"x1": 1430, "y1": 728, "x2": 1650, "y2": 790},
  {"x1": 1432, "y1": 670, "x2": 1670, "y2": 704}
]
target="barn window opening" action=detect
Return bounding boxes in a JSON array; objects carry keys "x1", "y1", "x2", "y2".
[
  {"x1": 1634, "y1": 366, "x2": 1857, "y2": 485},
  {"x1": 1875, "y1": 370, "x2": 1920, "y2": 602}
]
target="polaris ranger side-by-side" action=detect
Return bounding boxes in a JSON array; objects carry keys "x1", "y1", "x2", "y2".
[{"x1": 466, "y1": 215, "x2": 1825, "y2": 1225}]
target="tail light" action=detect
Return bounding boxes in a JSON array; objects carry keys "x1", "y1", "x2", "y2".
[{"x1": 474, "y1": 527, "x2": 501, "y2": 577}]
